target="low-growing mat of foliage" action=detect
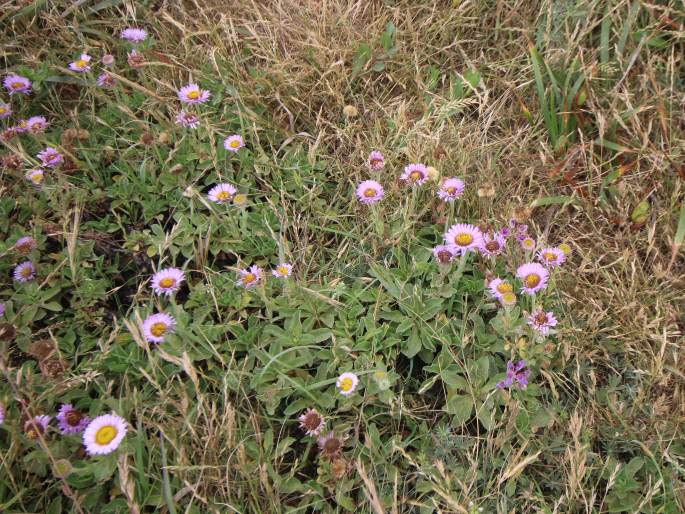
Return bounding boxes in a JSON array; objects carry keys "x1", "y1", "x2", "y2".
[{"x1": 1, "y1": 1, "x2": 684, "y2": 513}]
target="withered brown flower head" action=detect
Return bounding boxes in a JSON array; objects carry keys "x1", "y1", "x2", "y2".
[
  {"x1": 1, "y1": 153, "x2": 23, "y2": 170},
  {"x1": 298, "y1": 408, "x2": 325, "y2": 437},
  {"x1": 330, "y1": 458, "x2": 347, "y2": 480},
  {"x1": 317, "y1": 432, "x2": 344, "y2": 461}
]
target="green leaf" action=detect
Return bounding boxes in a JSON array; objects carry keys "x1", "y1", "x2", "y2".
[
  {"x1": 630, "y1": 200, "x2": 650, "y2": 224},
  {"x1": 530, "y1": 195, "x2": 577, "y2": 208},
  {"x1": 445, "y1": 394, "x2": 473, "y2": 423}
]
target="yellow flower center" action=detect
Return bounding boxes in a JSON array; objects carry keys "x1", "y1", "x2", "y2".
[
  {"x1": 229, "y1": 139, "x2": 241, "y2": 148},
  {"x1": 243, "y1": 273, "x2": 256, "y2": 284},
  {"x1": 95, "y1": 425, "x2": 117, "y2": 445},
  {"x1": 187, "y1": 90, "x2": 200, "y2": 99},
  {"x1": 12, "y1": 81, "x2": 24, "y2": 89},
  {"x1": 363, "y1": 187, "x2": 377, "y2": 198},
  {"x1": 21, "y1": 266, "x2": 32, "y2": 277},
  {"x1": 0, "y1": 107, "x2": 6, "y2": 114},
  {"x1": 19, "y1": 121, "x2": 28, "y2": 128},
  {"x1": 150, "y1": 322, "x2": 167, "y2": 337},
  {"x1": 32, "y1": 123, "x2": 42, "y2": 130},
  {"x1": 559, "y1": 243, "x2": 571, "y2": 255},
  {"x1": 502, "y1": 292, "x2": 517, "y2": 305},
  {"x1": 445, "y1": 186, "x2": 456, "y2": 195},
  {"x1": 75, "y1": 59, "x2": 88, "y2": 68},
  {"x1": 543, "y1": 251, "x2": 556, "y2": 261},
  {"x1": 496, "y1": 282, "x2": 513, "y2": 294},
  {"x1": 30, "y1": 173, "x2": 43, "y2": 184},
  {"x1": 277, "y1": 266, "x2": 289, "y2": 276},
  {"x1": 454, "y1": 233, "x2": 473, "y2": 246},
  {"x1": 216, "y1": 190, "x2": 231, "y2": 201},
  {"x1": 339, "y1": 377, "x2": 354, "y2": 392},
  {"x1": 409, "y1": 171, "x2": 422, "y2": 181},
  {"x1": 525, "y1": 274, "x2": 541, "y2": 288},
  {"x1": 159, "y1": 277, "x2": 176, "y2": 289},
  {"x1": 523, "y1": 240, "x2": 534, "y2": 249},
  {"x1": 233, "y1": 194, "x2": 247, "y2": 205}
]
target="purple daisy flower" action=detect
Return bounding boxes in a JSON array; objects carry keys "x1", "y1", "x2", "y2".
[
  {"x1": 15, "y1": 119, "x2": 30, "y2": 133},
  {"x1": 356, "y1": 180, "x2": 384, "y2": 204},
  {"x1": 4, "y1": 74, "x2": 31, "y2": 95},
  {"x1": 15, "y1": 236, "x2": 36, "y2": 254},
  {"x1": 444, "y1": 223, "x2": 484, "y2": 254},
  {"x1": 272, "y1": 263, "x2": 293, "y2": 279},
  {"x1": 497, "y1": 360, "x2": 530, "y2": 389},
  {"x1": 0, "y1": 303, "x2": 5, "y2": 318},
  {"x1": 401, "y1": 163, "x2": 428, "y2": 186},
  {"x1": 223, "y1": 134, "x2": 244, "y2": 153},
  {"x1": 236, "y1": 265, "x2": 263, "y2": 289},
  {"x1": 208, "y1": 183, "x2": 237, "y2": 203},
  {"x1": 121, "y1": 28, "x2": 148, "y2": 43},
  {"x1": 487, "y1": 278, "x2": 513, "y2": 300},
  {"x1": 150, "y1": 267, "x2": 185, "y2": 296},
  {"x1": 37, "y1": 147, "x2": 63, "y2": 168},
  {"x1": 26, "y1": 168, "x2": 45, "y2": 186},
  {"x1": 0, "y1": 403, "x2": 5, "y2": 424},
  {"x1": 69, "y1": 54, "x2": 92, "y2": 73},
  {"x1": 527, "y1": 309, "x2": 558, "y2": 336},
  {"x1": 433, "y1": 244, "x2": 457, "y2": 265},
  {"x1": 175, "y1": 110, "x2": 199, "y2": 129},
  {"x1": 501, "y1": 227, "x2": 511, "y2": 237},
  {"x1": 142, "y1": 312, "x2": 176, "y2": 343},
  {"x1": 26, "y1": 116, "x2": 48, "y2": 134},
  {"x1": 178, "y1": 83, "x2": 210, "y2": 104},
  {"x1": 24, "y1": 415, "x2": 51, "y2": 439},
  {"x1": 537, "y1": 247, "x2": 566, "y2": 268},
  {"x1": 437, "y1": 177, "x2": 465, "y2": 202},
  {"x1": 517, "y1": 224, "x2": 529, "y2": 234},
  {"x1": 516, "y1": 262, "x2": 549, "y2": 295},
  {"x1": 480, "y1": 231, "x2": 506, "y2": 258},
  {"x1": 102, "y1": 54, "x2": 115, "y2": 66},
  {"x1": 0, "y1": 101, "x2": 11, "y2": 119},
  {"x1": 13, "y1": 261, "x2": 35, "y2": 282},
  {"x1": 367, "y1": 150, "x2": 385, "y2": 171},
  {"x1": 56, "y1": 404, "x2": 90, "y2": 435},
  {"x1": 97, "y1": 73, "x2": 117, "y2": 88}
]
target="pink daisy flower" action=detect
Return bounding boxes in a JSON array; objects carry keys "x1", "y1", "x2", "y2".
[
  {"x1": 175, "y1": 110, "x2": 199, "y2": 129},
  {"x1": 537, "y1": 247, "x2": 566, "y2": 268},
  {"x1": 336, "y1": 372, "x2": 359, "y2": 396},
  {"x1": 26, "y1": 169, "x2": 45, "y2": 186},
  {"x1": 488, "y1": 278, "x2": 514, "y2": 300},
  {"x1": 437, "y1": 177, "x2": 465, "y2": 202},
  {"x1": 520, "y1": 237, "x2": 536, "y2": 252},
  {"x1": 444, "y1": 223, "x2": 484, "y2": 254},
  {"x1": 178, "y1": 83, "x2": 210, "y2": 104},
  {"x1": 480, "y1": 231, "x2": 506, "y2": 258},
  {"x1": 83, "y1": 413, "x2": 127, "y2": 455},
  {"x1": 208, "y1": 183, "x2": 237, "y2": 203},
  {"x1": 102, "y1": 54, "x2": 115, "y2": 66},
  {"x1": 0, "y1": 102, "x2": 11, "y2": 119},
  {"x1": 142, "y1": 312, "x2": 176, "y2": 343},
  {"x1": 527, "y1": 309, "x2": 558, "y2": 335},
  {"x1": 516, "y1": 262, "x2": 549, "y2": 295},
  {"x1": 401, "y1": 163, "x2": 428, "y2": 186},
  {"x1": 69, "y1": 54, "x2": 92, "y2": 72},
  {"x1": 97, "y1": 73, "x2": 117, "y2": 88},
  {"x1": 121, "y1": 28, "x2": 148, "y2": 43},
  {"x1": 356, "y1": 180, "x2": 384, "y2": 204},
  {"x1": 236, "y1": 265, "x2": 263, "y2": 289},
  {"x1": 13, "y1": 261, "x2": 35, "y2": 282},
  {"x1": 37, "y1": 147, "x2": 63, "y2": 168},
  {"x1": 150, "y1": 267, "x2": 185, "y2": 296},
  {"x1": 223, "y1": 134, "x2": 244, "y2": 153},
  {"x1": 367, "y1": 150, "x2": 385, "y2": 171},
  {"x1": 433, "y1": 244, "x2": 457, "y2": 265},
  {"x1": 56, "y1": 404, "x2": 90, "y2": 435},
  {"x1": 24, "y1": 415, "x2": 51, "y2": 439},
  {"x1": 26, "y1": 116, "x2": 48, "y2": 134},
  {"x1": 4, "y1": 74, "x2": 31, "y2": 95},
  {"x1": 272, "y1": 263, "x2": 293, "y2": 279}
]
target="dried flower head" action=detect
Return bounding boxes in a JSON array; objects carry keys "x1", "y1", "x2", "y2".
[
  {"x1": 298, "y1": 408, "x2": 325, "y2": 436},
  {"x1": 24, "y1": 415, "x2": 51, "y2": 439},
  {"x1": 317, "y1": 432, "x2": 344, "y2": 460},
  {"x1": 15, "y1": 236, "x2": 36, "y2": 254},
  {"x1": 433, "y1": 244, "x2": 457, "y2": 265},
  {"x1": 367, "y1": 150, "x2": 385, "y2": 171},
  {"x1": 56, "y1": 404, "x2": 90, "y2": 435},
  {"x1": 527, "y1": 309, "x2": 558, "y2": 335}
]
